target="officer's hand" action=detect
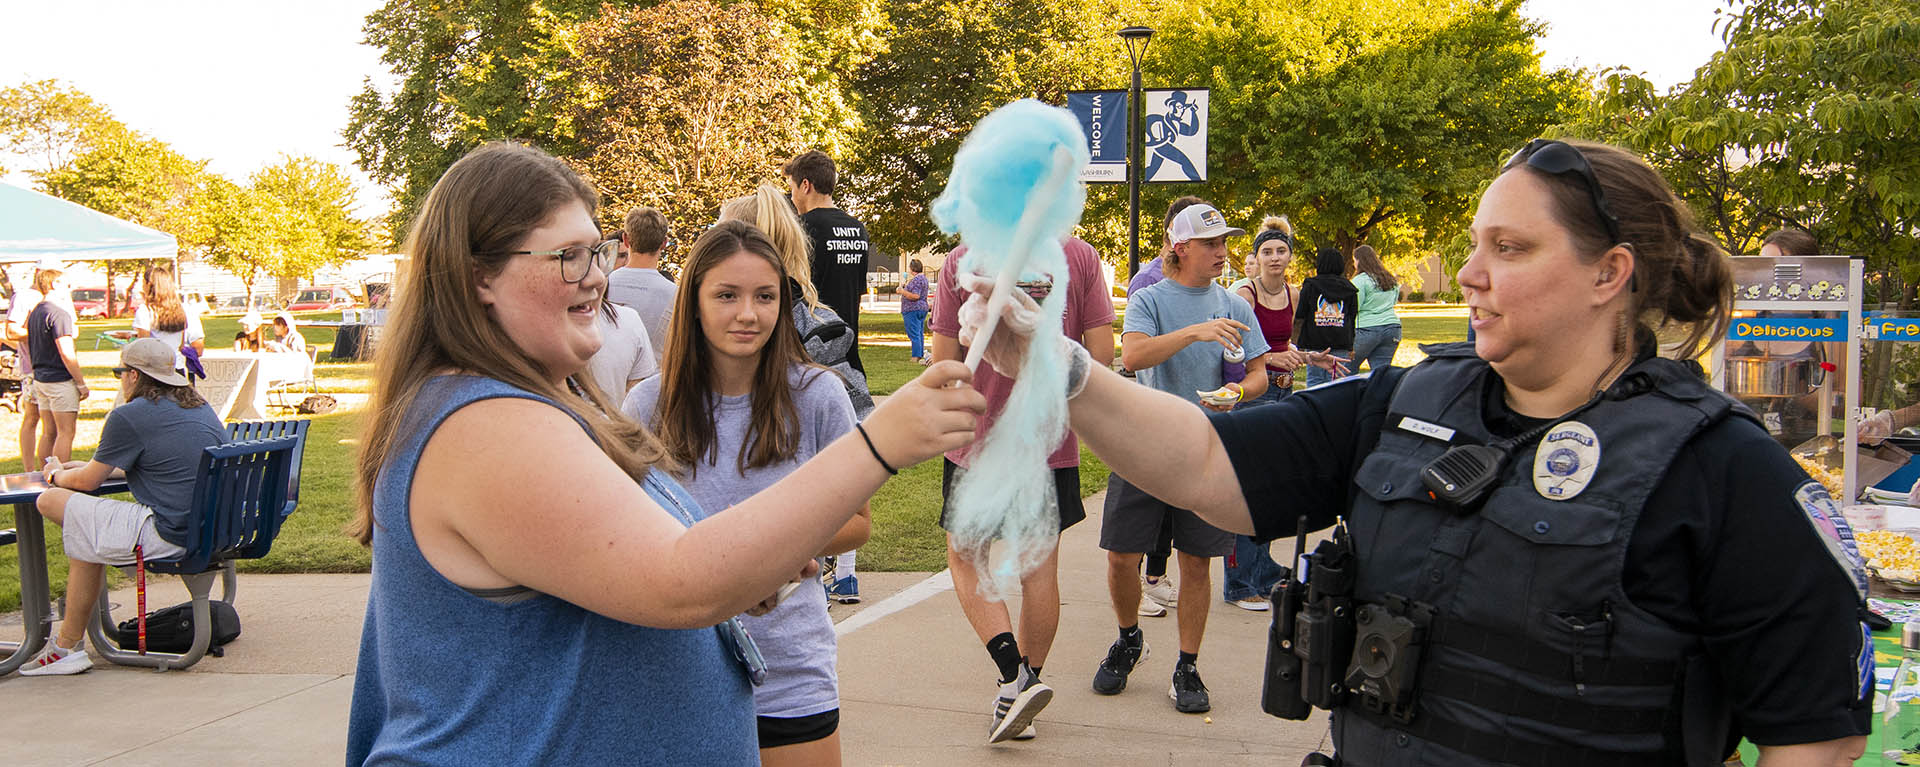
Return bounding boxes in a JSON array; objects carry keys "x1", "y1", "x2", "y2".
[{"x1": 955, "y1": 272, "x2": 1042, "y2": 374}]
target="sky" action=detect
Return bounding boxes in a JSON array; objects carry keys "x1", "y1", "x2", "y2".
[{"x1": 1, "y1": 0, "x2": 1731, "y2": 221}]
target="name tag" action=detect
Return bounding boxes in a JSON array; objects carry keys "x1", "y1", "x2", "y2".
[{"x1": 1397, "y1": 417, "x2": 1455, "y2": 442}]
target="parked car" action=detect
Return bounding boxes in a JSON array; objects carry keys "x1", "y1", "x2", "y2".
[
  {"x1": 70, "y1": 287, "x2": 135, "y2": 319},
  {"x1": 211, "y1": 293, "x2": 282, "y2": 316},
  {"x1": 285, "y1": 286, "x2": 357, "y2": 312}
]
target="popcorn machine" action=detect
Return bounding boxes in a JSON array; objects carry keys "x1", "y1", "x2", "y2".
[{"x1": 1715, "y1": 255, "x2": 1865, "y2": 501}]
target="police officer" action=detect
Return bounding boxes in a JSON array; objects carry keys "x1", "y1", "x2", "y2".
[{"x1": 959, "y1": 139, "x2": 1870, "y2": 764}]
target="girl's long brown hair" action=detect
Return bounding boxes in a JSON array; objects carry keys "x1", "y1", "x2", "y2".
[
  {"x1": 143, "y1": 263, "x2": 188, "y2": 333},
  {"x1": 650, "y1": 220, "x2": 821, "y2": 477},
  {"x1": 350, "y1": 142, "x2": 672, "y2": 545},
  {"x1": 1352, "y1": 245, "x2": 1397, "y2": 292}
]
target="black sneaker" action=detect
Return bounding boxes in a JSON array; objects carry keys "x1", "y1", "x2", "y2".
[
  {"x1": 1169, "y1": 662, "x2": 1210, "y2": 713},
  {"x1": 1091, "y1": 637, "x2": 1148, "y2": 695},
  {"x1": 988, "y1": 666, "x2": 1052, "y2": 744}
]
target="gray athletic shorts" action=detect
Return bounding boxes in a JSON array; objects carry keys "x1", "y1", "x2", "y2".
[
  {"x1": 1098, "y1": 474, "x2": 1232, "y2": 557},
  {"x1": 61, "y1": 493, "x2": 187, "y2": 566}
]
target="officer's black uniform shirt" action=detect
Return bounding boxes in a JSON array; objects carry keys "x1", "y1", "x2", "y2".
[{"x1": 1210, "y1": 364, "x2": 1872, "y2": 745}]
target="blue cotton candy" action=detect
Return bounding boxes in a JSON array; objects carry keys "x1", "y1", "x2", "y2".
[{"x1": 932, "y1": 99, "x2": 1090, "y2": 596}]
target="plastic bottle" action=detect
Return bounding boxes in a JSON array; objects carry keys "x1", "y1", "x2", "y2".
[{"x1": 1885, "y1": 622, "x2": 1920, "y2": 765}]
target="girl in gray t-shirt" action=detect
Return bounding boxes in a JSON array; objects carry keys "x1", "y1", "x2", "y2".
[{"x1": 620, "y1": 227, "x2": 865, "y2": 764}]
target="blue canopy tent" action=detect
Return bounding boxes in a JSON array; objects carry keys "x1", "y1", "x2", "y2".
[{"x1": 0, "y1": 182, "x2": 179, "y2": 263}]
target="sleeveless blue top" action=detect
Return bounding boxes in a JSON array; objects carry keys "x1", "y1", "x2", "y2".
[{"x1": 346, "y1": 375, "x2": 757, "y2": 765}]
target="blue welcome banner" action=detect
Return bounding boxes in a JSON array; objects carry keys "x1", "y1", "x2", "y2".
[
  {"x1": 1066, "y1": 90, "x2": 1127, "y2": 184},
  {"x1": 1727, "y1": 317, "x2": 1849, "y2": 341}
]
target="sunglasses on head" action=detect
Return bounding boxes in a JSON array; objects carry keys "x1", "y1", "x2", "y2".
[
  {"x1": 1504, "y1": 139, "x2": 1625, "y2": 247},
  {"x1": 1505, "y1": 139, "x2": 1634, "y2": 291}
]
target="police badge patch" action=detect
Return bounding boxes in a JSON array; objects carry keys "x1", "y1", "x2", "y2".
[
  {"x1": 1532, "y1": 421, "x2": 1601, "y2": 501},
  {"x1": 1793, "y1": 480, "x2": 1869, "y2": 601}
]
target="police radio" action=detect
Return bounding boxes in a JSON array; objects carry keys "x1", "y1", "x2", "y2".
[
  {"x1": 1296, "y1": 522, "x2": 1356, "y2": 710},
  {"x1": 1262, "y1": 517, "x2": 1357, "y2": 718},
  {"x1": 1261, "y1": 516, "x2": 1312, "y2": 719}
]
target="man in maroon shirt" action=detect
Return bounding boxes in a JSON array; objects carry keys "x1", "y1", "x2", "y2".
[{"x1": 931, "y1": 238, "x2": 1114, "y2": 743}]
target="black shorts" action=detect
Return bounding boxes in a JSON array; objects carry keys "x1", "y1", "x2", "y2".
[
  {"x1": 938, "y1": 459, "x2": 1086, "y2": 533},
  {"x1": 757, "y1": 709, "x2": 839, "y2": 749},
  {"x1": 1099, "y1": 474, "x2": 1232, "y2": 557}
]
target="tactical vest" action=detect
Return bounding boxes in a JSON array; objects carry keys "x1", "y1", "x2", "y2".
[{"x1": 1331, "y1": 345, "x2": 1749, "y2": 767}]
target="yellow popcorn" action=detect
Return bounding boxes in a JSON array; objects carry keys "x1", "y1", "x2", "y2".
[
  {"x1": 1793, "y1": 454, "x2": 1845, "y2": 500},
  {"x1": 1858, "y1": 530, "x2": 1920, "y2": 577}
]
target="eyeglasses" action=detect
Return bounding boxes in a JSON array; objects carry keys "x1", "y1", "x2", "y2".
[
  {"x1": 111, "y1": 367, "x2": 131, "y2": 376},
  {"x1": 1504, "y1": 139, "x2": 1624, "y2": 248},
  {"x1": 483, "y1": 240, "x2": 620, "y2": 284}
]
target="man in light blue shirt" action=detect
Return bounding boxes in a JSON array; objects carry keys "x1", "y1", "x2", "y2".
[{"x1": 1093, "y1": 202, "x2": 1267, "y2": 717}]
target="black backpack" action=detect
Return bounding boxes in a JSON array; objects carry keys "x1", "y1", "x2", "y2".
[
  {"x1": 112, "y1": 600, "x2": 242, "y2": 656},
  {"x1": 791, "y1": 301, "x2": 874, "y2": 419}
]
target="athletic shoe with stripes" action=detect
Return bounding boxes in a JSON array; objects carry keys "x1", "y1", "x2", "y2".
[
  {"x1": 18, "y1": 639, "x2": 91, "y2": 676},
  {"x1": 988, "y1": 666, "x2": 1052, "y2": 744}
]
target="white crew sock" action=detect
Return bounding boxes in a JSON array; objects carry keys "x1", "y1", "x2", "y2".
[{"x1": 835, "y1": 550, "x2": 857, "y2": 580}]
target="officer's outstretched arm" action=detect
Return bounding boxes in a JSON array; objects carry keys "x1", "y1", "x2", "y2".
[
  {"x1": 1755, "y1": 736, "x2": 1865, "y2": 767},
  {"x1": 1068, "y1": 363, "x2": 1255, "y2": 535}
]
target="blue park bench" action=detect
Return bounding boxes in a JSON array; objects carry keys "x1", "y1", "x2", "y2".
[{"x1": 84, "y1": 419, "x2": 311, "y2": 670}]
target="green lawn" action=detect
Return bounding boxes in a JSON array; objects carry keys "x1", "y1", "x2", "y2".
[{"x1": 1, "y1": 305, "x2": 1467, "y2": 612}]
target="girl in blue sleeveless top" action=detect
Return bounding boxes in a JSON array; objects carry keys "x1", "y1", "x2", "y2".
[{"x1": 346, "y1": 143, "x2": 987, "y2": 766}]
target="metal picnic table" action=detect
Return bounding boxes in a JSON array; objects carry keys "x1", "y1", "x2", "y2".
[{"x1": 0, "y1": 471, "x2": 129, "y2": 676}]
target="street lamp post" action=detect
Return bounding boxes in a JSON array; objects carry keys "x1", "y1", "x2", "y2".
[{"x1": 1119, "y1": 26, "x2": 1153, "y2": 282}]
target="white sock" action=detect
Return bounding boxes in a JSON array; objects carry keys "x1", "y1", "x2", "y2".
[{"x1": 836, "y1": 550, "x2": 857, "y2": 579}]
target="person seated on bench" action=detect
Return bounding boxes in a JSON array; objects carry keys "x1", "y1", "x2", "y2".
[
  {"x1": 268, "y1": 311, "x2": 306, "y2": 354},
  {"x1": 16, "y1": 338, "x2": 227, "y2": 676}
]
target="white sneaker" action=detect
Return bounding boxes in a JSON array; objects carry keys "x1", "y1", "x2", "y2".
[
  {"x1": 1143, "y1": 575, "x2": 1178, "y2": 607},
  {"x1": 17, "y1": 639, "x2": 91, "y2": 676},
  {"x1": 1137, "y1": 595, "x2": 1167, "y2": 617},
  {"x1": 1012, "y1": 723, "x2": 1036, "y2": 740},
  {"x1": 1231, "y1": 595, "x2": 1272, "y2": 612}
]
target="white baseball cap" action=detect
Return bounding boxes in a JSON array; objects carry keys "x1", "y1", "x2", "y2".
[{"x1": 1167, "y1": 204, "x2": 1246, "y2": 244}]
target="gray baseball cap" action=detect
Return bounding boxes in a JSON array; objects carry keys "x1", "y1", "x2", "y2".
[{"x1": 119, "y1": 337, "x2": 189, "y2": 387}]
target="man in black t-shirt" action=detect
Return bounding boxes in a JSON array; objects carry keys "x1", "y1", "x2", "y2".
[{"x1": 784, "y1": 150, "x2": 870, "y2": 375}]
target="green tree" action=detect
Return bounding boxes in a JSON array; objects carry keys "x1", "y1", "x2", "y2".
[
  {"x1": 760, "y1": 0, "x2": 888, "y2": 158},
  {"x1": 37, "y1": 126, "x2": 210, "y2": 314},
  {"x1": 252, "y1": 156, "x2": 375, "y2": 282},
  {"x1": 198, "y1": 178, "x2": 297, "y2": 303},
  {"x1": 0, "y1": 79, "x2": 123, "y2": 176},
  {"x1": 1567, "y1": 0, "x2": 1919, "y2": 309},
  {"x1": 345, "y1": 0, "x2": 878, "y2": 243},
  {"x1": 344, "y1": 0, "x2": 609, "y2": 242},
  {"x1": 566, "y1": 0, "x2": 812, "y2": 243},
  {"x1": 844, "y1": 0, "x2": 1155, "y2": 257},
  {"x1": 1120, "y1": 0, "x2": 1579, "y2": 271}
]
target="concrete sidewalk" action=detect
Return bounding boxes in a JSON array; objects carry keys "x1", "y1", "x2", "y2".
[{"x1": 0, "y1": 492, "x2": 1333, "y2": 765}]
